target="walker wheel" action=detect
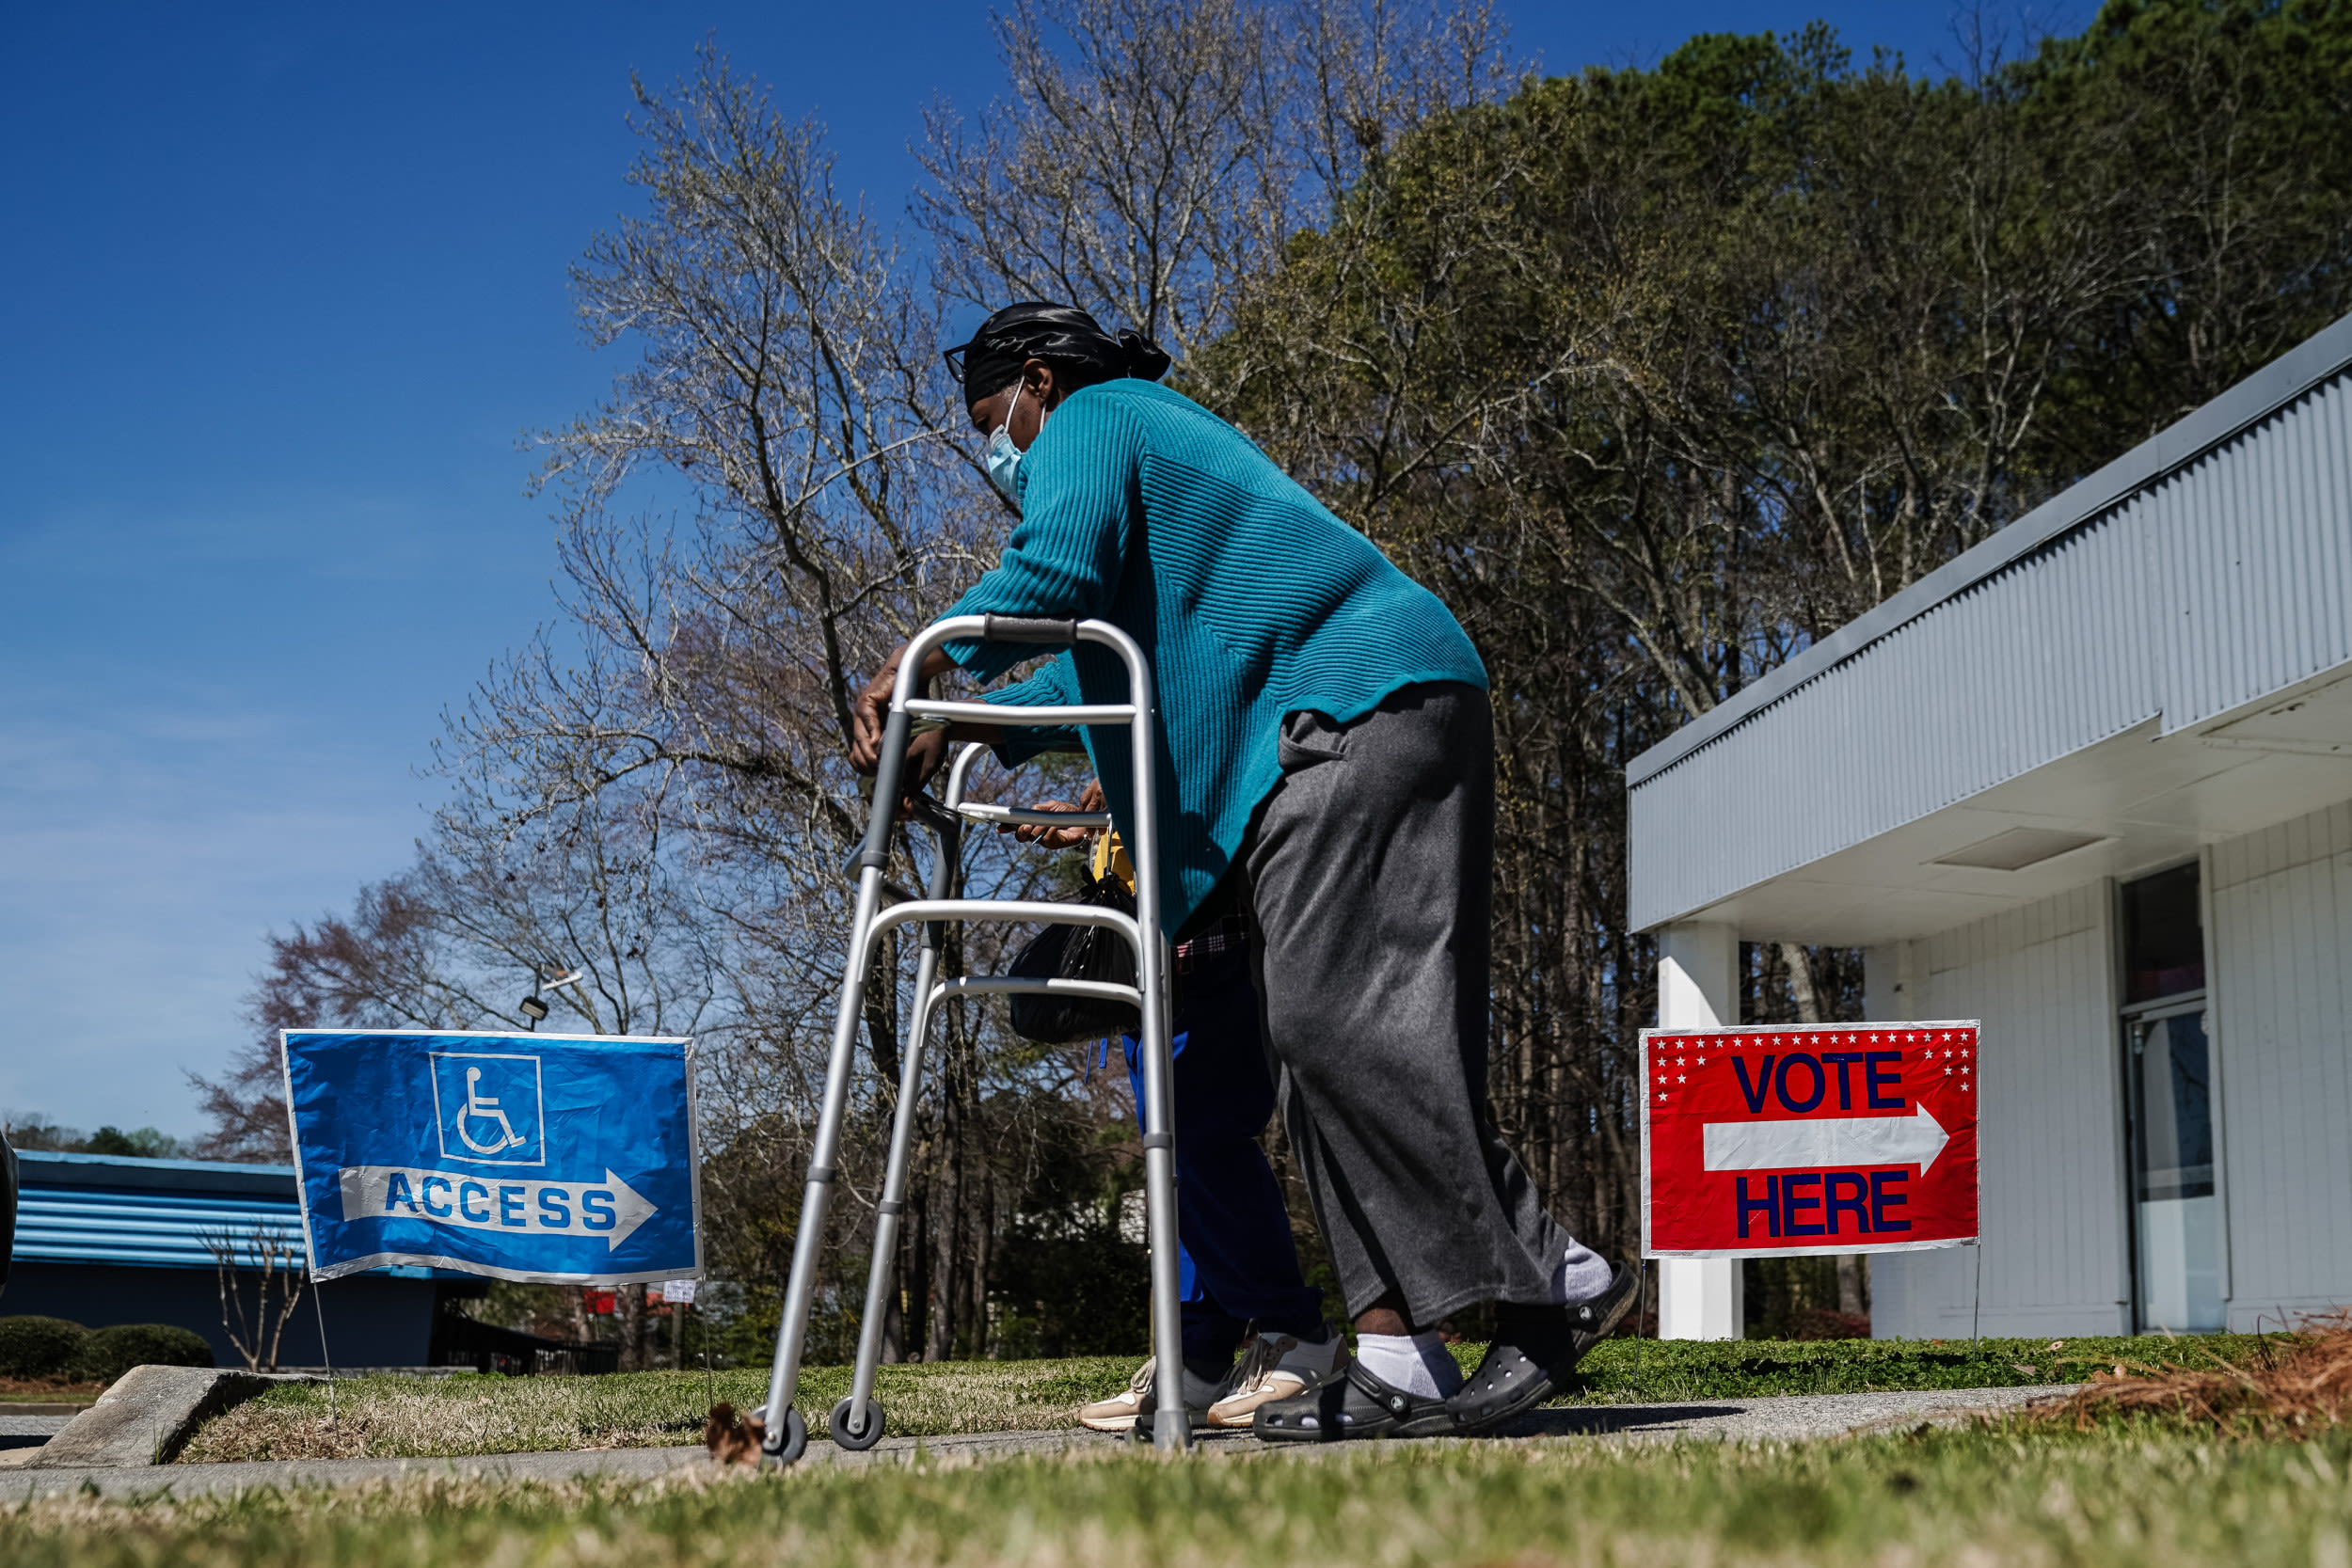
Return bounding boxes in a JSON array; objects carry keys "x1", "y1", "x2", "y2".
[
  {"x1": 828, "y1": 1396, "x2": 887, "y2": 1451},
  {"x1": 758, "y1": 1404, "x2": 809, "y2": 1466}
]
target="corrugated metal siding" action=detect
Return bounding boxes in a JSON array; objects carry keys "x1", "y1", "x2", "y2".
[
  {"x1": 1868, "y1": 885, "x2": 2130, "y2": 1338},
  {"x1": 2154, "y1": 380, "x2": 2352, "y2": 732},
  {"x1": 1630, "y1": 517, "x2": 2154, "y2": 931},
  {"x1": 1631, "y1": 352, "x2": 2352, "y2": 931},
  {"x1": 2208, "y1": 800, "x2": 2352, "y2": 1325},
  {"x1": 13, "y1": 1184, "x2": 308, "y2": 1270}
]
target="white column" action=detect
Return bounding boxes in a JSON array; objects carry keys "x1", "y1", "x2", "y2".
[
  {"x1": 1657, "y1": 923, "x2": 1744, "y2": 1340},
  {"x1": 1855, "y1": 942, "x2": 1917, "y2": 1337}
]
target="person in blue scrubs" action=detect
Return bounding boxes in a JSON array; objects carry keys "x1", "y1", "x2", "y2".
[{"x1": 1009, "y1": 793, "x2": 1343, "y2": 1433}]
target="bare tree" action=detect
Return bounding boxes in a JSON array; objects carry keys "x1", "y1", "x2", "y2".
[
  {"x1": 191, "y1": 878, "x2": 453, "y2": 1164},
  {"x1": 195, "y1": 776, "x2": 723, "y2": 1165},
  {"x1": 915, "y1": 0, "x2": 1292, "y2": 355},
  {"x1": 438, "y1": 45, "x2": 1108, "y2": 1361},
  {"x1": 202, "y1": 1224, "x2": 309, "y2": 1371},
  {"x1": 919, "y1": 0, "x2": 1518, "y2": 356},
  {"x1": 216, "y1": 1, "x2": 2349, "y2": 1345}
]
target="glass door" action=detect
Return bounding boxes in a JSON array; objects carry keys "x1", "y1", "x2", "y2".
[{"x1": 2125, "y1": 1000, "x2": 2222, "y2": 1332}]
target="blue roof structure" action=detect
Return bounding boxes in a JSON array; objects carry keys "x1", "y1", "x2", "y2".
[{"x1": 11, "y1": 1149, "x2": 435, "y2": 1278}]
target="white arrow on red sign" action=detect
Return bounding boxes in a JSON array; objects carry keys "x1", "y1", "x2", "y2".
[{"x1": 1702, "y1": 1104, "x2": 1950, "y2": 1177}]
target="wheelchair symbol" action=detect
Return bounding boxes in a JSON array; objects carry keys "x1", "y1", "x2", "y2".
[
  {"x1": 455, "y1": 1067, "x2": 527, "y2": 1154},
  {"x1": 430, "y1": 1052, "x2": 546, "y2": 1166}
]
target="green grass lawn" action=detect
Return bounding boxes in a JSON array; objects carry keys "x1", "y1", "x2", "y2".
[
  {"x1": 20, "y1": 1423, "x2": 2352, "y2": 1567},
  {"x1": 181, "y1": 1332, "x2": 2276, "y2": 1462}
]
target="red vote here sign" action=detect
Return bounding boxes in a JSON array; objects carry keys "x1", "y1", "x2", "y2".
[{"x1": 1641, "y1": 1022, "x2": 1979, "y2": 1259}]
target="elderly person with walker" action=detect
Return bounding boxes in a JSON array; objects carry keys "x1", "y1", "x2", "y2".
[{"x1": 852, "y1": 302, "x2": 1635, "y2": 1440}]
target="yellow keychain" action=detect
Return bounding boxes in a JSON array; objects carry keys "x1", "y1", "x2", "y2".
[{"x1": 1090, "y1": 827, "x2": 1136, "y2": 894}]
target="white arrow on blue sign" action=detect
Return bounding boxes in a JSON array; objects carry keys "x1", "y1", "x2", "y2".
[
  {"x1": 337, "y1": 1166, "x2": 660, "y2": 1249},
  {"x1": 283, "y1": 1029, "x2": 703, "y2": 1286}
]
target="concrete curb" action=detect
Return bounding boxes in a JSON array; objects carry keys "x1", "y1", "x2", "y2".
[{"x1": 25, "y1": 1366, "x2": 314, "y2": 1468}]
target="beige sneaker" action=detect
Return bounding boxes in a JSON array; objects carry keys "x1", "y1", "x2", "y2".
[
  {"x1": 1205, "y1": 1329, "x2": 1349, "y2": 1428},
  {"x1": 1074, "y1": 1356, "x2": 1231, "y2": 1432}
]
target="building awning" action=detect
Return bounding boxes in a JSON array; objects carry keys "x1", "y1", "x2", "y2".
[
  {"x1": 13, "y1": 1183, "x2": 308, "y2": 1270},
  {"x1": 9, "y1": 1150, "x2": 434, "y2": 1277},
  {"x1": 1627, "y1": 311, "x2": 2352, "y2": 942}
]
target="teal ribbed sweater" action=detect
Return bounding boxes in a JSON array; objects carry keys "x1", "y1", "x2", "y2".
[{"x1": 945, "y1": 379, "x2": 1486, "y2": 936}]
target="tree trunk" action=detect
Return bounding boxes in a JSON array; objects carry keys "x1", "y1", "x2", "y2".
[
  {"x1": 619, "y1": 1282, "x2": 648, "y2": 1370},
  {"x1": 1837, "y1": 1254, "x2": 1867, "y2": 1320},
  {"x1": 1780, "y1": 942, "x2": 1822, "y2": 1025},
  {"x1": 905, "y1": 1172, "x2": 930, "y2": 1362},
  {"x1": 881, "y1": 1275, "x2": 905, "y2": 1364},
  {"x1": 865, "y1": 928, "x2": 902, "y2": 1090},
  {"x1": 965, "y1": 1162, "x2": 994, "y2": 1358},
  {"x1": 924, "y1": 913, "x2": 971, "y2": 1362},
  {"x1": 928, "y1": 1083, "x2": 962, "y2": 1361}
]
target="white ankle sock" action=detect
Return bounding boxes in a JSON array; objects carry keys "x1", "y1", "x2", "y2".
[
  {"x1": 1355, "y1": 1331, "x2": 1463, "y2": 1398},
  {"x1": 1554, "y1": 1241, "x2": 1613, "y2": 1305}
]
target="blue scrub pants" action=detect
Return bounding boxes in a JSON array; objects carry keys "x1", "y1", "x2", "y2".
[{"x1": 1121, "y1": 941, "x2": 1327, "y2": 1365}]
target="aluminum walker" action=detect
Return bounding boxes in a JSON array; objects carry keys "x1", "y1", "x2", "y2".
[{"x1": 756, "y1": 614, "x2": 1188, "y2": 1461}]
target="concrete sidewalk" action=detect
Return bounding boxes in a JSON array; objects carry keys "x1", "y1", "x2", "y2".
[
  {"x1": 0, "y1": 1384, "x2": 2077, "y2": 1502},
  {"x1": 0, "y1": 1414, "x2": 77, "y2": 1456}
]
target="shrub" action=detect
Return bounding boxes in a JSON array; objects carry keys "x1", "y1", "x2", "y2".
[
  {"x1": 0, "y1": 1315, "x2": 90, "y2": 1378},
  {"x1": 71, "y1": 1323, "x2": 214, "y2": 1382}
]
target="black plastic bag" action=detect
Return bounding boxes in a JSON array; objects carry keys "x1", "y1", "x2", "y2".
[{"x1": 1006, "y1": 870, "x2": 1140, "y2": 1043}]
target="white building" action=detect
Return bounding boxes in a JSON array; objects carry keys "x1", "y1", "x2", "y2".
[{"x1": 1629, "y1": 313, "x2": 2352, "y2": 1339}]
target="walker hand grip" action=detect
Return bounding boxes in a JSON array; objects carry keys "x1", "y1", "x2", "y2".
[
  {"x1": 905, "y1": 795, "x2": 960, "y2": 832},
  {"x1": 981, "y1": 614, "x2": 1079, "y2": 645}
]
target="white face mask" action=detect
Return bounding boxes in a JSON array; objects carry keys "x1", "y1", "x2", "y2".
[{"x1": 984, "y1": 380, "x2": 1041, "y2": 503}]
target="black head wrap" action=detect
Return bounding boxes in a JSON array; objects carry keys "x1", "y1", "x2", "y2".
[{"x1": 945, "y1": 301, "x2": 1172, "y2": 400}]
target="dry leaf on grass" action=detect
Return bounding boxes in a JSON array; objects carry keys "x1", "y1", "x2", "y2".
[{"x1": 705, "y1": 1402, "x2": 766, "y2": 1467}]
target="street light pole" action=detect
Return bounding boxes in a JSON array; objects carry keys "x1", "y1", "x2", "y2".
[{"x1": 518, "y1": 967, "x2": 584, "y2": 1032}]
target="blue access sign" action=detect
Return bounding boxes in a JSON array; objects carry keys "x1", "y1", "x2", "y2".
[{"x1": 281, "y1": 1029, "x2": 703, "y2": 1285}]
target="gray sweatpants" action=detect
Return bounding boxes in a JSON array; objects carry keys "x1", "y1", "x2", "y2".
[{"x1": 1243, "y1": 681, "x2": 1572, "y2": 1326}]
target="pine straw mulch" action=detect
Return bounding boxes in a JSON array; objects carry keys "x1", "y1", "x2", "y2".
[
  {"x1": 0, "y1": 1376, "x2": 106, "y2": 1403},
  {"x1": 2031, "y1": 1311, "x2": 2352, "y2": 1440}
]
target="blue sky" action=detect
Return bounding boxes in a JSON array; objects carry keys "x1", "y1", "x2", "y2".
[{"x1": 0, "y1": 0, "x2": 2090, "y2": 1141}]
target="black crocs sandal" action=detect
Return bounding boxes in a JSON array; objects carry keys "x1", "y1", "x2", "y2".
[
  {"x1": 1562, "y1": 1261, "x2": 1643, "y2": 1360},
  {"x1": 1251, "y1": 1359, "x2": 1453, "y2": 1443},
  {"x1": 1443, "y1": 1262, "x2": 1641, "y2": 1436}
]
